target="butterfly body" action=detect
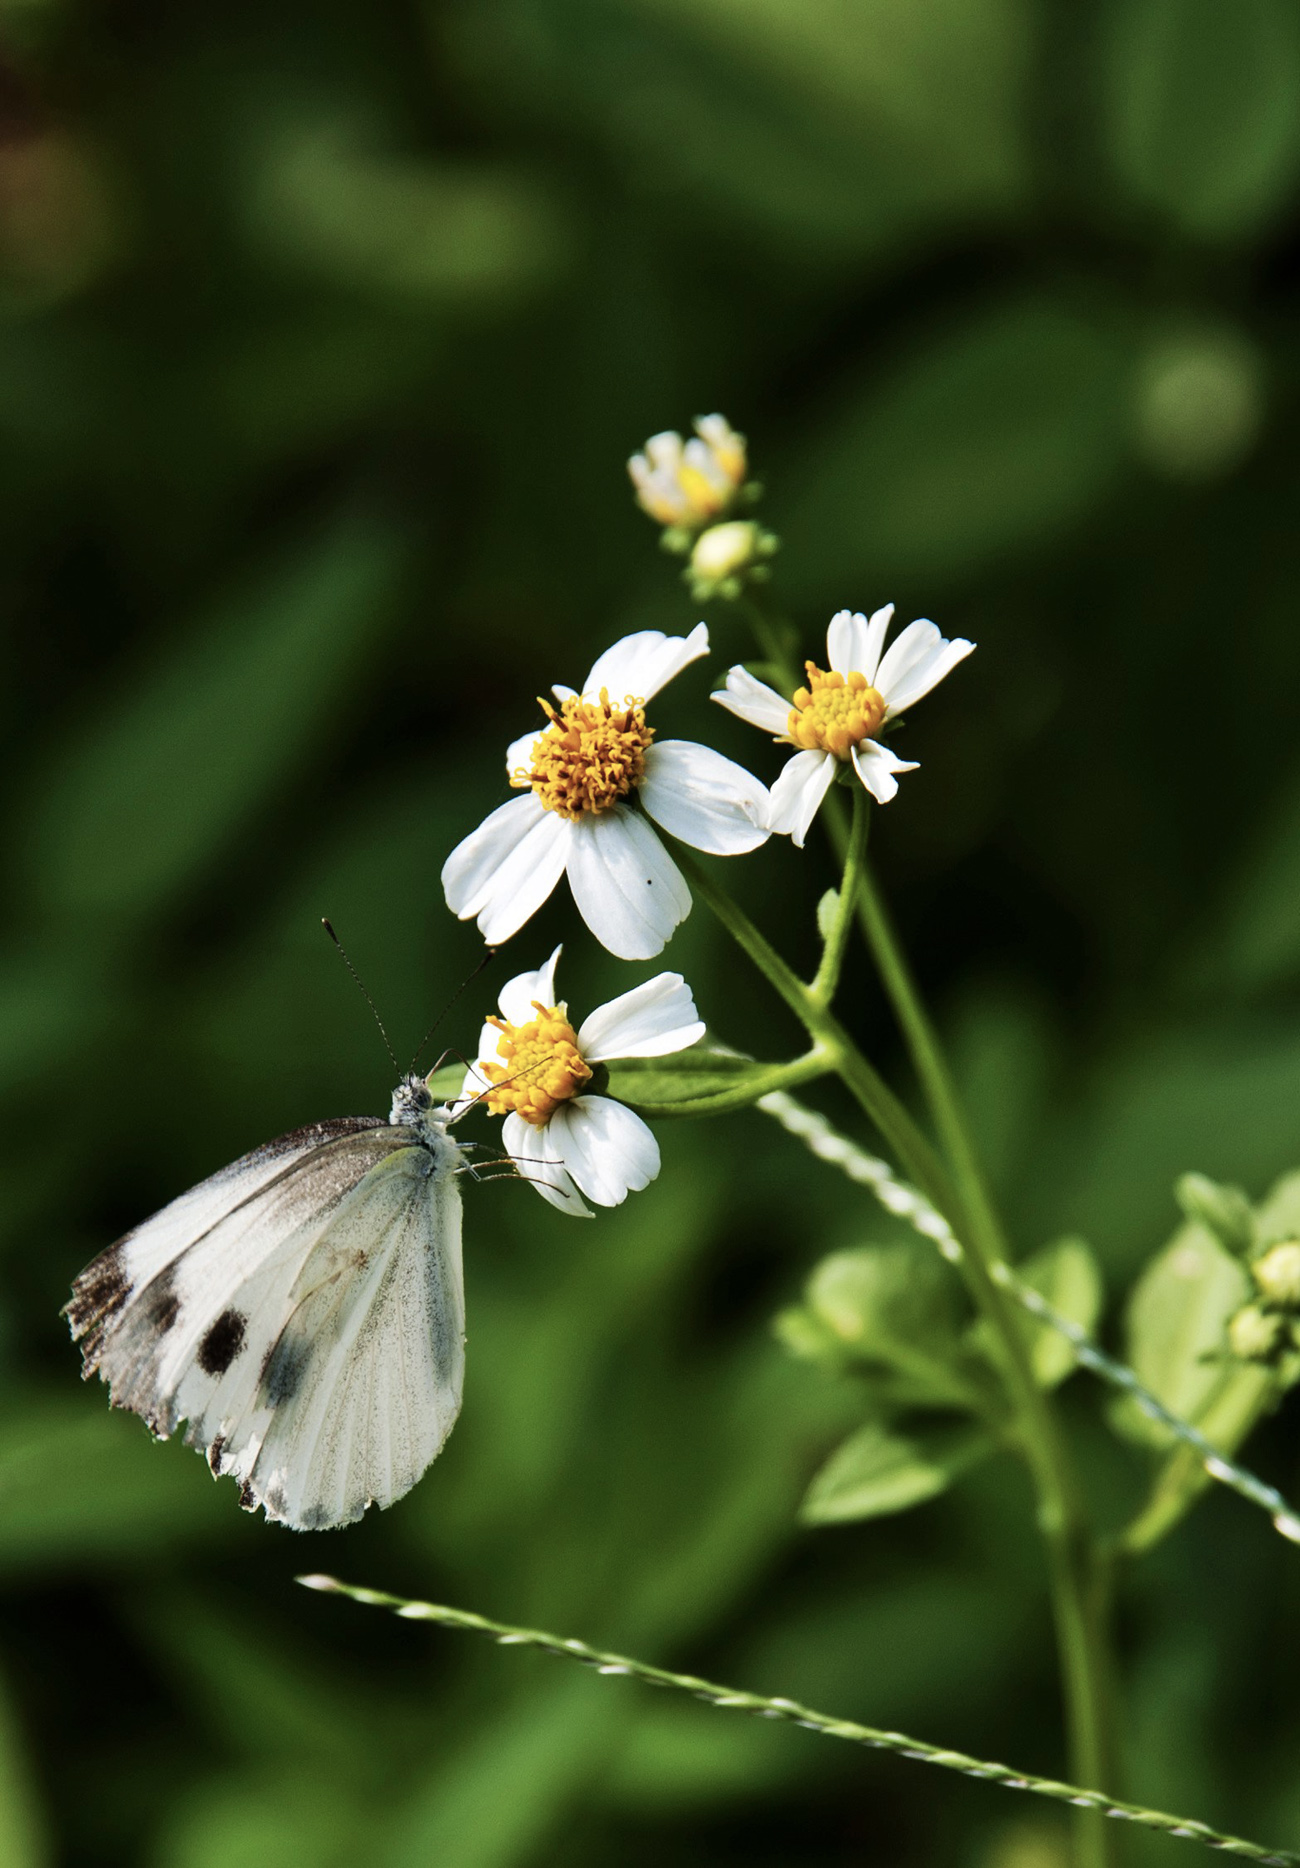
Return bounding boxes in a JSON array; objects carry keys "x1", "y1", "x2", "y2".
[{"x1": 66, "y1": 1075, "x2": 466, "y2": 1532}]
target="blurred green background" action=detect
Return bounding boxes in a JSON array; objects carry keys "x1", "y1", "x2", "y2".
[{"x1": 3, "y1": 0, "x2": 1300, "y2": 1863}]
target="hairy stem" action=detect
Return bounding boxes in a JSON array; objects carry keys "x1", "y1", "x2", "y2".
[{"x1": 301, "y1": 1575, "x2": 1298, "y2": 1868}]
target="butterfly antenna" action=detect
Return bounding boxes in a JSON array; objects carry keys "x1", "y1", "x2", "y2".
[
  {"x1": 410, "y1": 948, "x2": 496, "y2": 1075},
  {"x1": 321, "y1": 919, "x2": 399, "y2": 1073}
]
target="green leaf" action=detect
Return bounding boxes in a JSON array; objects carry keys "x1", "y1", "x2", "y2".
[
  {"x1": 1253, "y1": 1166, "x2": 1300, "y2": 1246},
  {"x1": 800, "y1": 1419, "x2": 992, "y2": 1525},
  {"x1": 804, "y1": 1241, "x2": 961, "y2": 1362},
  {"x1": 1103, "y1": 0, "x2": 1300, "y2": 239},
  {"x1": 0, "y1": 1663, "x2": 47, "y2": 1868},
  {"x1": 1175, "y1": 1172, "x2": 1255, "y2": 1257},
  {"x1": 424, "y1": 1062, "x2": 467, "y2": 1104},
  {"x1": 781, "y1": 295, "x2": 1131, "y2": 594},
  {"x1": 1016, "y1": 1237, "x2": 1104, "y2": 1389},
  {"x1": 602, "y1": 1048, "x2": 782, "y2": 1113},
  {"x1": 25, "y1": 518, "x2": 407, "y2": 922},
  {"x1": 0, "y1": 1394, "x2": 239, "y2": 1572},
  {"x1": 1111, "y1": 1220, "x2": 1249, "y2": 1447}
]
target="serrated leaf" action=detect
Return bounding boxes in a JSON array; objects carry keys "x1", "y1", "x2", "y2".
[
  {"x1": 1112, "y1": 1222, "x2": 1249, "y2": 1447},
  {"x1": 800, "y1": 1419, "x2": 992, "y2": 1525},
  {"x1": 1104, "y1": 0, "x2": 1300, "y2": 239}
]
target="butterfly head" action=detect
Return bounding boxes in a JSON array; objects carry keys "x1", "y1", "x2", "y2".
[{"x1": 390, "y1": 1073, "x2": 449, "y2": 1134}]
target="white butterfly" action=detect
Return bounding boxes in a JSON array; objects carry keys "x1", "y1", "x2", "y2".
[{"x1": 65, "y1": 1074, "x2": 466, "y2": 1532}]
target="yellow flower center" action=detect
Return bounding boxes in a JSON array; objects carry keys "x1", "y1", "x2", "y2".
[
  {"x1": 512, "y1": 689, "x2": 654, "y2": 820},
  {"x1": 787, "y1": 662, "x2": 887, "y2": 760},
  {"x1": 482, "y1": 1003, "x2": 592, "y2": 1126}
]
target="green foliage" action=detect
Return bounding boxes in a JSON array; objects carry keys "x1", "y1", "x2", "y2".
[
  {"x1": 1112, "y1": 1217, "x2": 1251, "y2": 1448},
  {"x1": 1008, "y1": 1237, "x2": 1105, "y2": 1390},
  {"x1": 5, "y1": 0, "x2": 1300, "y2": 1861},
  {"x1": 1175, "y1": 1172, "x2": 1255, "y2": 1259},
  {"x1": 800, "y1": 1418, "x2": 993, "y2": 1525},
  {"x1": 1103, "y1": 0, "x2": 1300, "y2": 237}
]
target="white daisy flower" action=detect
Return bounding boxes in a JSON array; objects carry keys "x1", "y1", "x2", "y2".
[
  {"x1": 441, "y1": 624, "x2": 771, "y2": 960},
  {"x1": 461, "y1": 946, "x2": 705, "y2": 1217},
  {"x1": 628, "y1": 415, "x2": 748, "y2": 530},
  {"x1": 712, "y1": 606, "x2": 975, "y2": 847}
]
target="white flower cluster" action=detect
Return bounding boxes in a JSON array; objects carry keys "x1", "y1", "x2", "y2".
[
  {"x1": 441, "y1": 595, "x2": 973, "y2": 1210},
  {"x1": 439, "y1": 416, "x2": 975, "y2": 1213}
]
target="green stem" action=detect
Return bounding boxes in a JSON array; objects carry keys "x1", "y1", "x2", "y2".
[
  {"x1": 811, "y1": 782, "x2": 868, "y2": 1006},
  {"x1": 841, "y1": 837, "x2": 1114, "y2": 1865},
  {"x1": 675, "y1": 837, "x2": 1115, "y2": 1868}
]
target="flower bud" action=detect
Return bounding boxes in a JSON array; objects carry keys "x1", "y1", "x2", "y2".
[
  {"x1": 686, "y1": 520, "x2": 778, "y2": 602},
  {"x1": 1252, "y1": 1240, "x2": 1300, "y2": 1309},
  {"x1": 1228, "y1": 1303, "x2": 1288, "y2": 1364}
]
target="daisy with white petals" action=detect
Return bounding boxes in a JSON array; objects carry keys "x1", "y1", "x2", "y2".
[
  {"x1": 712, "y1": 606, "x2": 975, "y2": 847},
  {"x1": 462, "y1": 948, "x2": 705, "y2": 1217},
  {"x1": 442, "y1": 625, "x2": 771, "y2": 961},
  {"x1": 628, "y1": 415, "x2": 748, "y2": 531}
]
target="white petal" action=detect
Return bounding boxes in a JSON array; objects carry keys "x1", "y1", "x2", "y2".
[
  {"x1": 826, "y1": 605, "x2": 893, "y2": 682},
  {"x1": 639, "y1": 740, "x2": 770, "y2": 855},
  {"x1": 502, "y1": 1111, "x2": 591, "y2": 1217},
  {"x1": 565, "y1": 809, "x2": 691, "y2": 960},
  {"x1": 711, "y1": 665, "x2": 791, "y2": 737},
  {"x1": 873, "y1": 618, "x2": 943, "y2": 701},
  {"x1": 505, "y1": 726, "x2": 543, "y2": 779},
  {"x1": 767, "y1": 749, "x2": 836, "y2": 848},
  {"x1": 582, "y1": 623, "x2": 709, "y2": 705},
  {"x1": 497, "y1": 945, "x2": 563, "y2": 1026},
  {"x1": 851, "y1": 739, "x2": 919, "y2": 805},
  {"x1": 881, "y1": 636, "x2": 975, "y2": 716},
  {"x1": 442, "y1": 796, "x2": 572, "y2": 945},
  {"x1": 551, "y1": 684, "x2": 577, "y2": 704},
  {"x1": 577, "y1": 973, "x2": 704, "y2": 1063},
  {"x1": 860, "y1": 604, "x2": 895, "y2": 684},
  {"x1": 643, "y1": 431, "x2": 684, "y2": 472},
  {"x1": 460, "y1": 1022, "x2": 502, "y2": 1104},
  {"x1": 550, "y1": 1097, "x2": 660, "y2": 1206}
]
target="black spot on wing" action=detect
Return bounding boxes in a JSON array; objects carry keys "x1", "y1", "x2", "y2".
[
  {"x1": 207, "y1": 1434, "x2": 225, "y2": 1476},
  {"x1": 261, "y1": 1332, "x2": 311, "y2": 1405},
  {"x1": 64, "y1": 1243, "x2": 132, "y2": 1367},
  {"x1": 197, "y1": 1309, "x2": 246, "y2": 1376},
  {"x1": 300, "y1": 1502, "x2": 333, "y2": 1532},
  {"x1": 148, "y1": 1267, "x2": 180, "y2": 1335}
]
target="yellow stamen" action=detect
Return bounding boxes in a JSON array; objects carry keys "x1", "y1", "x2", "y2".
[
  {"x1": 482, "y1": 1002, "x2": 592, "y2": 1126},
  {"x1": 511, "y1": 688, "x2": 654, "y2": 820},
  {"x1": 787, "y1": 662, "x2": 886, "y2": 760}
]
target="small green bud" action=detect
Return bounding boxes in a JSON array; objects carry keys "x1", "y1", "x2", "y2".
[
  {"x1": 684, "y1": 520, "x2": 779, "y2": 601},
  {"x1": 1228, "y1": 1303, "x2": 1288, "y2": 1364},
  {"x1": 1175, "y1": 1172, "x2": 1254, "y2": 1256},
  {"x1": 1252, "y1": 1240, "x2": 1300, "y2": 1309},
  {"x1": 816, "y1": 888, "x2": 840, "y2": 942}
]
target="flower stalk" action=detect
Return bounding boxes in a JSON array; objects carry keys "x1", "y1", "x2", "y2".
[
  {"x1": 673, "y1": 818, "x2": 1117, "y2": 1868},
  {"x1": 300, "y1": 1575, "x2": 1300, "y2": 1868}
]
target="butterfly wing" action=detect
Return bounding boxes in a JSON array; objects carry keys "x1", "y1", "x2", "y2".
[
  {"x1": 67, "y1": 1118, "x2": 466, "y2": 1530},
  {"x1": 222, "y1": 1147, "x2": 465, "y2": 1529}
]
